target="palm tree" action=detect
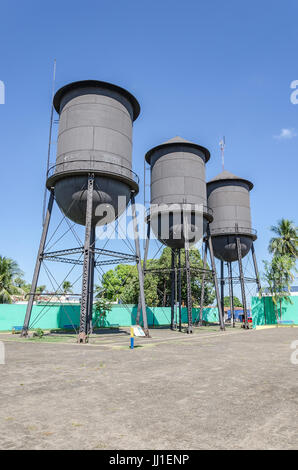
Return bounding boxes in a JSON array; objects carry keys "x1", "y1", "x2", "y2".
[
  {"x1": 269, "y1": 219, "x2": 298, "y2": 259},
  {"x1": 14, "y1": 277, "x2": 26, "y2": 289},
  {"x1": 264, "y1": 255, "x2": 295, "y2": 320},
  {"x1": 0, "y1": 256, "x2": 23, "y2": 303},
  {"x1": 62, "y1": 281, "x2": 73, "y2": 294}
]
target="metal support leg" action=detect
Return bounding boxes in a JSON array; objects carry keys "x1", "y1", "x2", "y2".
[
  {"x1": 207, "y1": 227, "x2": 225, "y2": 331},
  {"x1": 220, "y1": 260, "x2": 225, "y2": 323},
  {"x1": 21, "y1": 191, "x2": 54, "y2": 337},
  {"x1": 87, "y1": 226, "x2": 95, "y2": 335},
  {"x1": 251, "y1": 243, "x2": 261, "y2": 292},
  {"x1": 183, "y1": 212, "x2": 193, "y2": 334},
  {"x1": 236, "y1": 237, "x2": 249, "y2": 329},
  {"x1": 227, "y1": 262, "x2": 235, "y2": 328},
  {"x1": 78, "y1": 175, "x2": 94, "y2": 343},
  {"x1": 174, "y1": 251, "x2": 178, "y2": 329},
  {"x1": 178, "y1": 249, "x2": 182, "y2": 332},
  {"x1": 171, "y1": 249, "x2": 175, "y2": 330},
  {"x1": 184, "y1": 247, "x2": 193, "y2": 334},
  {"x1": 136, "y1": 221, "x2": 150, "y2": 325},
  {"x1": 136, "y1": 297, "x2": 141, "y2": 326},
  {"x1": 251, "y1": 242, "x2": 262, "y2": 325},
  {"x1": 131, "y1": 193, "x2": 149, "y2": 337},
  {"x1": 184, "y1": 245, "x2": 193, "y2": 334},
  {"x1": 198, "y1": 242, "x2": 208, "y2": 326}
]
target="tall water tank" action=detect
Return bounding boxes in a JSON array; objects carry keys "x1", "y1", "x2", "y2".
[
  {"x1": 207, "y1": 170, "x2": 257, "y2": 261},
  {"x1": 46, "y1": 80, "x2": 140, "y2": 225},
  {"x1": 145, "y1": 136, "x2": 213, "y2": 248}
]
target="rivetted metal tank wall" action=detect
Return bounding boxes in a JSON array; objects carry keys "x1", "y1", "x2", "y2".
[
  {"x1": 207, "y1": 171, "x2": 257, "y2": 262},
  {"x1": 46, "y1": 80, "x2": 140, "y2": 226},
  {"x1": 145, "y1": 137, "x2": 212, "y2": 248}
]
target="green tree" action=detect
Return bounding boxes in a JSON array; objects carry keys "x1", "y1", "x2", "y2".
[
  {"x1": 21, "y1": 283, "x2": 31, "y2": 296},
  {"x1": 62, "y1": 281, "x2": 73, "y2": 294},
  {"x1": 223, "y1": 296, "x2": 242, "y2": 308},
  {"x1": 264, "y1": 218, "x2": 297, "y2": 320},
  {"x1": 264, "y1": 255, "x2": 296, "y2": 320},
  {"x1": 14, "y1": 277, "x2": 26, "y2": 289},
  {"x1": 269, "y1": 219, "x2": 298, "y2": 259},
  {"x1": 100, "y1": 264, "x2": 139, "y2": 303},
  {"x1": 0, "y1": 256, "x2": 23, "y2": 303},
  {"x1": 152, "y1": 247, "x2": 215, "y2": 307},
  {"x1": 37, "y1": 285, "x2": 46, "y2": 294},
  {"x1": 20, "y1": 282, "x2": 46, "y2": 297},
  {"x1": 93, "y1": 288, "x2": 112, "y2": 328},
  {"x1": 98, "y1": 247, "x2": 215, "y2": 307}
]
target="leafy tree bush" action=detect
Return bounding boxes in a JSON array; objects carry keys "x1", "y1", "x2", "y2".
[
  {"x1": 33, "y1": 328, "x2": 44, "y2": 338},
  {"x1": 223, "y1": 296, "x2": 242, "y2": 308},
  {"x1": 264, "y1": 255, "x2": 295, "y2": 320},
  {"x1": 263, "y1": 219, "x2": 297, "y2": 319},
  {"x1": 62, "y1": 281, "x2": 73, "y2": 294},
  {"x1": 93, "y1": 295, "x2": 112, "y2": 328},
  {"x1": 97, "y1": 247, "x2": 215, "y2": 307},
  {"x1": 269, "y1": 219, "x2": 298, "y2": 258},
  {"x1": 0, "y1": 256, "x2": 23, "y2": 303}
]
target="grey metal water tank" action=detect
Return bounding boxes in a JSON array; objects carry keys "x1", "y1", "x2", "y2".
[
  {"x1": 207, "y1": 170, "x2": 257, "y2": 262},
  {"x1": 46, "y1": 80, "x2": 140, "y2": 226},
  {"x1": 145, "y1": 136, "x2": 213, "y2": 248}
]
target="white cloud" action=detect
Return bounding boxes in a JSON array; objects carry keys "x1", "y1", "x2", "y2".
[{"x1": 274, "y1": 128, "x2": 297, "y2": 139}]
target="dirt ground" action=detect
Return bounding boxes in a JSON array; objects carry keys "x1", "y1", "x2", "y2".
[{"x1": 0, "y1": 326, "x2": 298, "y2": 450}]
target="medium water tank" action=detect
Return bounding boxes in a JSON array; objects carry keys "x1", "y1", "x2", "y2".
[
  {"x1": 145, "y1": 136, "x2": 213, "y2": 248},
  {"x1": 46, "y1": 80, "x2": 140, "y2": 226},
  {"x1": 207, "y1": 170, "x2": 257, "y2": 261}
]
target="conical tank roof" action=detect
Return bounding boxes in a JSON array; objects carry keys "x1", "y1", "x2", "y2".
[
  {"x1": 208, "y1": 170, "x2": 253, "y2": 190},
  {"x1": 145, "y1": 136, "x2": 210, "y2": 163},
  {"x1": 161, "y1": 136, "x2": 195, "y2": 145}
]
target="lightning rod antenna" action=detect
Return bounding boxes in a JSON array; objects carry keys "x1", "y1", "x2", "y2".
[{"x1": 42, "y1": 59, "x2": 56, "y2": 226}]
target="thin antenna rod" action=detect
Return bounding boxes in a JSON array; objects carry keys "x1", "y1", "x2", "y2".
[
  {"x1": 219, "y1": 136, "x2": 225, "y2": 172},
  {"x1": 42, "y1": 59, "x2": 56, "y2": 226}
]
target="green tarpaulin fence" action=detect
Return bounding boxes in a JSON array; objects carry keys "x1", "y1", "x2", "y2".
[
  {"x1": 251, "y1": 296, "x2": 298, "y2": 327},
  {"x1": 0, "y1": 303, "x2": 220, "y2": 331}
]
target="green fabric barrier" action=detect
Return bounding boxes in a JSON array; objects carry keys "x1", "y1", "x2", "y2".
[
  {"x1": 251, "y1": 296, "x2": 298, "y2": 327},
  {"x1": 0, "y1": 303, "x2": 220, "y2": 331}
]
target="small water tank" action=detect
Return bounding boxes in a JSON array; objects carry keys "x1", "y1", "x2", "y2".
[
  {"x1": 46, "y1": 80, "x2": 140, "y2": 226},
  {"x1": 207, "y1": 170, "x2": 257, "y2": 261},
  {"x1": 145, "y1": 136, "x2": 213, "y2": 248}
]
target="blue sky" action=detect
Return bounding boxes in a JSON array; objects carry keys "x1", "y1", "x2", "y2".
[{"x1": 0, "y1": 0, "x2": 297, "y2": 291}]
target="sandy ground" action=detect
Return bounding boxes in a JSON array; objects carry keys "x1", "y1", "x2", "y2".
[{"x1": 0, "y1": 326, "x2": 298, "y2": 450}]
